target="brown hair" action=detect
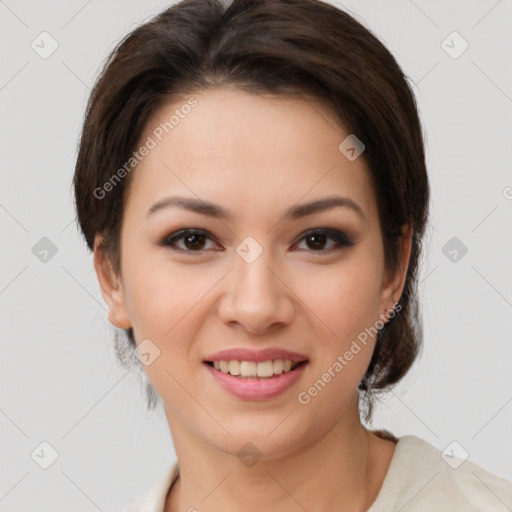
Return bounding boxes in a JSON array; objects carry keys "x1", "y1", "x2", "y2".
[{"x1": 73, "y1": 0, "x2": 430, "y2": 422}]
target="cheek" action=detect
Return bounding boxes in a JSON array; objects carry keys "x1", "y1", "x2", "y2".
[
  {"x1": 297, "y1": 265, "x2": 381, "y2": 419},
  {"x1": 304, "y1": 255, "x2": 383, "y2": 344},
  {"x1": 120, "y1": 253, "x2": 220, "y2": 381},
  {"x1": 121, "y1": 247, "x2": 193, "y2": 337},
  {"x1": 121, "y1": 258, "x2": 205, "y2": 413}
]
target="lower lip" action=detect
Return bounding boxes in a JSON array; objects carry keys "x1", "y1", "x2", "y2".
[{"x1": 204, "y1": 362, "x2": 308, "y2": 400}]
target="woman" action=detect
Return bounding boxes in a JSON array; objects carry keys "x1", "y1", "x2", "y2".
[{"x1": 73, "y1": 0, "x2": 512, "y2": 510}]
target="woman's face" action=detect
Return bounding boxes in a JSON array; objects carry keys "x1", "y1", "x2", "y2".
[{"x1": 96, "y1": 87, "x2": 409, "y2": 459}]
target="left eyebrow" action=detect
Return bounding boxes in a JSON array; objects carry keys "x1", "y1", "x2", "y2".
[{"x1": 147, "y1": 194, "x2": 366, "y2": 223}]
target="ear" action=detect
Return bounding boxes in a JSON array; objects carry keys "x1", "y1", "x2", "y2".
[
  {"x1": 379, "y1": 223, "x2": 413, "y2": 320},
  {"x1": 93, "y1": 234, "x2": 132, "y2": 330}
]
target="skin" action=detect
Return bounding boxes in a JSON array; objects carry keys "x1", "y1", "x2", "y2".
[{"x1": 94, "y1": 86, "x2": 413, "y2": 512}]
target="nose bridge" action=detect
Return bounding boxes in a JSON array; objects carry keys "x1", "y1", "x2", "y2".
[
  {"x1": 218, "y1": 239, "x2": 294, "y2": 332},
  {"x1": 237, "y1": 244, "x2": 277, "y2": 297}
]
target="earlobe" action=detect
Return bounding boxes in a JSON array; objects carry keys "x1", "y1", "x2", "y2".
[
  {"x1": 380, "y1": 223, "x2": 413, "y2": 319},
  {"x1": 93, "y1": 234, "x2": 132, "y2": 330}
]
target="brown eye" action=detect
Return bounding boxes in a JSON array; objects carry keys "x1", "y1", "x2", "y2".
[
  {"x1": 294, "y1": 229, "x2": 354, "y2": 252},
  {"x1": 161, "y1": 229, "x2": 219, "y2": 252},
  {"x1": 159, "y1": 227, "x2": 354, "y2": 254}
]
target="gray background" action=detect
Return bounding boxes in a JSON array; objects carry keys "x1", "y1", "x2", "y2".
[{"x1": 1, "y1": 0, "x2": 511, "y2": 510}]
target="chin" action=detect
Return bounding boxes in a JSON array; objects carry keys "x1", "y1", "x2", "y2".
[{"x1": 201, "y1": 414, "x2": 317, "y2": 462}]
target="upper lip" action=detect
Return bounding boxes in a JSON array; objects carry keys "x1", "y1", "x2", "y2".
[{"x1": 204, "y1": 348, "x2": 309, "y2": 363}]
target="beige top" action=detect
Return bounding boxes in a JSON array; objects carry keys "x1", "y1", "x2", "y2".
[{"x1": 124, "y1": 434, "x2": 512, "y2": 511}]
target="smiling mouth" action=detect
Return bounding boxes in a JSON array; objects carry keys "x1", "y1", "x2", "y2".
[{"x1": 204, "y1": 359, "x2": 308, "y2": 379}]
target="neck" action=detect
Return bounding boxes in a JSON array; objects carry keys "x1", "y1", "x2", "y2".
[{"x1": 164, "y1": 394, "x2": 393, "y2": 512}]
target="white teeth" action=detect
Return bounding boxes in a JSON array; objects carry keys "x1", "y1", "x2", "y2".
[
  {"x1": 256, "y1": 360, "x2": 274, "y2": 377},
  {"x1": 228, "y1": 360, "x2": 241, "y2": 375},
  {"x1": 210, "y1": 359, "x2": 302, "y2": 378},
  {"x1": 239, "y1": 361, "x2": 257, "y2": 377},
  {"x1": 273, "y1": 360, "x2": 284, "y2": 374}
]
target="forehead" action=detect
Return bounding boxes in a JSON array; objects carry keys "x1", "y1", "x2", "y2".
[{"x1": 126, "y1": 87, "x2": 377, "y2": 225}]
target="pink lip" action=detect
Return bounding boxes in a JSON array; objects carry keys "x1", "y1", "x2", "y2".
[
  {"x1": 205, "y1": 362, "x2": 308, "y2": 400},
  {"x1": 203, "y1": 347, "x2": 309, "y2": 363}
]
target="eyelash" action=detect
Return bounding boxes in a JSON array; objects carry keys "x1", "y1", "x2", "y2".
[{"x1": 159, "y1": 228, "x2": 355, "y2": 254}]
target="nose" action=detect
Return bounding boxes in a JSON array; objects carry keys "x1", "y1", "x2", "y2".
[{"x1": 217, "y1": 249, "x2": 295, "y2": 335}]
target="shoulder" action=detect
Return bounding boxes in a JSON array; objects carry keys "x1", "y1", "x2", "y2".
[
  {"x1": 369, "y1": 434, "x2": 512, "y2": 512},
  {"x1": 123, "y1": 461, "x2": 179, "y2": 512}
]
